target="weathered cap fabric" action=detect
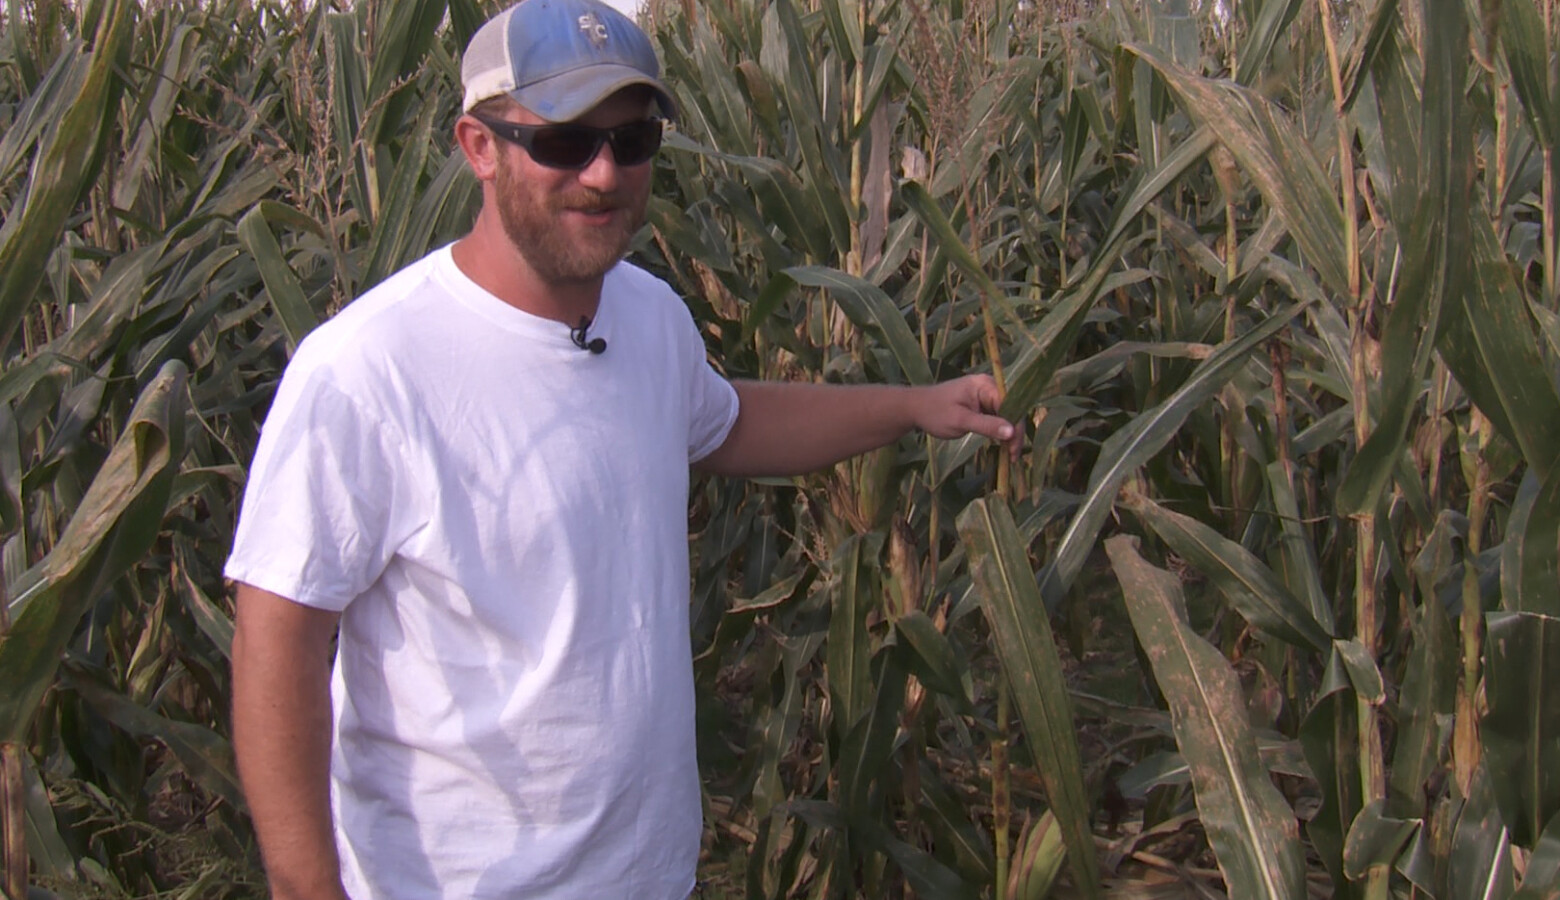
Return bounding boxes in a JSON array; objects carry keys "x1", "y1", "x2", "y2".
[{"x1": 461, "y1": 0, "x2": 676, "y2": 122}]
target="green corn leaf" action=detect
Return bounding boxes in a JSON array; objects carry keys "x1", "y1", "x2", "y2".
[
  {"x1": 999, "y1": 128, "x2": 1216, "y2": 423},
  {"x1": 1233, "y1": 0, "x2": 1305, "y2": 86},
  {"x1": 1342, "y1": 0, "x2": 1477, "y2": 514},
  {"x1": 1502, "y1": 0, "x2": 1557, "y2": 150},
  {"x1": 752, "y1": 632, "x2": 822, "y2": 820},
  {"x1": 0, "y1": 361, "x2": 187, "y2": 744},
  {"x1": 1483, "y1": 610, "x2": 1560, "y2": 849},
  {"x1": 21, "y1": 753, "x2": 76, "y2": 880},
  {"x1": 1299, "y1": 654, "x2": 1363, "y2": 899},
  {"x1": 1115, "y1": 740, "x2": 1311, "y2": 796},
  {"x1": 362, "y1": 100, "x2": 438, "y2": 292},
  {"x1": 1128, "y1": 42, "x2": 1350, "y2": 297},
  {"x1": 827, "y1": 534, "x2": 875, "y2": 742},
  {"x1": 363, "y1": 0, "x2": 447, "y2": 147},
  {"x1": 1105, "y1": 535, "x2": 1307, "y2": 900},
  {"x1": 957, "y1": 497, "x2": 1101, "y2": 899},
  {"x1": 690, "y1": 15, "x2": 756, "y2": 159},
  {"x1": 819, "y1": 0, "x2": 862, "y2": 66},
  {"x1": 1341, "y1": 800, "x2": 1420, "y2": 881},
  {"x1": 837, "y1": 654, "x2": 906, "y2": 815},
  {"x1": 329, "y1": 10, "x2": 372, "y2": 226},
  {"x1": 1512, "y1": 811, "x2": 1560, "y2": 900},
  {"x1": 237, "y1": 205, "x2": 318, "y2": 354},
  {"x1": 1438, "y1": 219, "x2": 1560, "y2": 480},
  {"x1": 63, "y1": 663, "x2": 243, "y2": 810},
  {"x1": 1265, "y1": 461, "x2": 1335, "y2": 633},
  {"x1": 780, "y1": 265, "x2": 934, "y2": 385},
  {"x1": 1450, "y1": 762, "x2": 1517, "y2": 898},
  {"x1": 0, "y1": 0, "x2": 134, "y2": 351},
  {"x1": 1333, "y1": 638, "x2": 1386, "y2": 705},
  {"x1": 1122, "y1": 491, "x2": 1334, "y2": 652},
  {"x1": 786, "y1": 799, "x2": 981, "y2": 900},
  {"x1": 666, "y1": 132, "x2": 822, "y2": 263},
  {"x1": 891, "y1": 610, "x2": 970, "y2": 707},
  {"x1": 901, "y1": 181, "x2": 1004, "y2": 304},
  {"x1": 112, "y1": 21, "x2": 200, "y2": 212},
  {"x1": 0, "y1": 40, "x2": 87, "y2": 189},
  {"x1": 1339, "y1": 0, "x2": 1400, "y2": 109},
  {"x1": 1036, "y1": 302, "x2": 1306, "y2": 609},
  {"x1": 1502, "y1": 468, "x2": 1560, "y2": 615},
  {"x1": 1387, "y1": 599, "x2": 1456, "y2": 815},
  {"x1": 176, "y1": 554, "x2": 235, "y2": 661},
  {"x1": 918, "y1": 774, "x2": 995, "y2": 884}
]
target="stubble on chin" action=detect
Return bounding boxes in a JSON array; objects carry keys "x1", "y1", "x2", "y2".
[{"x1": 494, "y1": 162, "x2": 648, "y2": 287}]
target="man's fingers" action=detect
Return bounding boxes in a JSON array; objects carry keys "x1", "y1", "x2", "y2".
[
  {"x1": 920, "y1": 377, "x2": 1022, "y2": 459},
  {"x1": 956, "y1": 411, "x2": 1018, "y2": 445}
]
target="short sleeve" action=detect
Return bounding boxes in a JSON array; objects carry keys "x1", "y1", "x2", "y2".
[
  {"x1": 681, "y1": 321, "x2": 738, "y2": 464},
  {"x1": 224, "y1": 370, "x2": 422, "y2": 612}
]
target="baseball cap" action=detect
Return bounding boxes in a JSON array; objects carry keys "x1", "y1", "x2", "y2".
[{"x1": 461, "y1": 0, "x2": 677, "y2": 122}]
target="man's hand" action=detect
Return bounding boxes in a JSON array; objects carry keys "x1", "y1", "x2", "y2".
[{"x1": 910, "y1": 374, "x2": 1022, "y2": 460}]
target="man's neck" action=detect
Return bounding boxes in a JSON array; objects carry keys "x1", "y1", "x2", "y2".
[{"x1": 449, "y1": 215, "x2": 603, "y2": 324}]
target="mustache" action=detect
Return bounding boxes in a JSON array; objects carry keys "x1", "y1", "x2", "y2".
[{"x1": 559, "y1": 189, "x2": 621, "y2": 210}]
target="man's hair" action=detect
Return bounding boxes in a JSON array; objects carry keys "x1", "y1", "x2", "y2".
[{"x1": 467, "y1": 95, "x2": 520, "y2": 120}]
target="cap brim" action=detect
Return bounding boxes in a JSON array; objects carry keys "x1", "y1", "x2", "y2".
[{"x1": 511, "y1": 65, "x2": 677, "y2": 123}]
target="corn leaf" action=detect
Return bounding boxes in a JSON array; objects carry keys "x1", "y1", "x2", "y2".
[
  {"x1": 1502, "y1": 0, "x2": 1558, "y2": 150},
  {"x1": 957, "y1": 496, "x2": 1101, "y2": 899},
  {"x1": 0, "y1": 361, "x2": 187, "y2": 744},
  {"x1": 1128, "y1": 43, "x2": 1350, "y2": 297},
  {"x1": 236, "y1": 205, "x2": 318, "y2": 353},
  {"x1": 1105, "y1": 535, "x2": 1307, "y2": 900},
  {"x1": 1483, "y1": 610, "x2": 1560, "y2": 849},
  {"x1": 827, "y1": 534, "x2": 875, "y2": 742},
  {"x1": 0, "y1": 0, "x2": 133, "y2": 350},
  {"x1": 1512, "y1": 811, "x2": 1560, "y2": 900},
  {"x1": 837, "y1": 654, "x2": 906, "y2": 815},
  {"x1": 891, "y1": 611, "x2": 970, "y2": 707},
  {"x1": 781, "y1": 266, "x2": 934, "y2": 385},
  {"x1": 1123, "y1": 491, "x2": 1334, "y2": 651},
  {"x1": 1501, "y1": 468, "x2": 1560, "y2": 615},
  {"x1": 63, "y1": 664, "x2": 244, "y2": 810},
  {"x1": 1437, "y1": 219, "x2": 1560, "y2": 480},
  {"x1": 1299, "y1": 654, "x2": 1364, "y2": 899},
  {"x1": 1036, "y1": 302, "x2": 1306, "y2": 609},
  {"x1": 1450, "y1": 762, "x2": 1516, "y2": 898},
  {"x1": 1339, "y1": 0, "x2": 1474, "y2": 513}
]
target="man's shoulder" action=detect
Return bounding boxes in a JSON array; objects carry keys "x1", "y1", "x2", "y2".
[
  {"x1": 277, "y1": 248, "x2": 457, "y2": 408},
  {"x1": 295, "y1": 249, "x2": 451, "y2": 361},
  {"x1": 327, "y1": 248, "x2": 451, "y2": 334},
  {"x1": 605, "y1": 260, "x2": 695, "y2": 323}
]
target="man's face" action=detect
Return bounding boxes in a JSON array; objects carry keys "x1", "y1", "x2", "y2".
[{"x1": 489, "y1": 89, "x2": 656, "y2": 287}]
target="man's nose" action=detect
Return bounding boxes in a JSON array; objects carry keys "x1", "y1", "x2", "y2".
[{"x1": 575, "y1": 143, "x2": 624, "y2": 191}]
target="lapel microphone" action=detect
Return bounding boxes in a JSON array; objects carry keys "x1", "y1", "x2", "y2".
[{"x1": 570, "y1": 316, "x2": 607, "y2": 354}]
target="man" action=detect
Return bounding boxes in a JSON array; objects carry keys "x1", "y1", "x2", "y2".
[{"x1": 226, "y1": 0, "x2": 1020, "y2": 897}]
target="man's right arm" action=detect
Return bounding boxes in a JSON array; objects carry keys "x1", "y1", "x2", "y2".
[{"x1": 231, "y1": 583, "x2": 350, "y2": 900}]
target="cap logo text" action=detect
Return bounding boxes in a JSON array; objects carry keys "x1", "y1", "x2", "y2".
[{"x1": 578, "y1": 12, "x2": 609, "y2": 47}]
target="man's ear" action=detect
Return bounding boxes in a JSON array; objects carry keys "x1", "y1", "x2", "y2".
[{"x1": 454, "y1": 115, "x2": 501, "y2": 182}]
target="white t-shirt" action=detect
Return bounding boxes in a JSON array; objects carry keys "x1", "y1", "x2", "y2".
[{"x1": 225, "y1": 245, "x2": 740, "y2": 900}]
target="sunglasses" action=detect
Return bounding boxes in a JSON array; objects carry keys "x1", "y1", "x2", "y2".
[{"x1": 473, "y1": 116, "x2": 665, "y2": 170}]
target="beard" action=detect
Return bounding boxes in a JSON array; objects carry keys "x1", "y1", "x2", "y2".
[{"x1": 493, "y1": 154, "x2": 649, "y2": 287}]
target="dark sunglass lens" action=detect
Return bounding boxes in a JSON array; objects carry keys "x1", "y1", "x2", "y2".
[
  {"x1": 609, "y1": 120, "x2": 663, "y2": 166},
  {"x1": 528, "y1": 126, "x2": 604, "y2": 168}
]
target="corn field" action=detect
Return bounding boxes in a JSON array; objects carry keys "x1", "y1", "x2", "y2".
[{"x1": 1, "y1": 0, "x2": 1558, "y2": 895}]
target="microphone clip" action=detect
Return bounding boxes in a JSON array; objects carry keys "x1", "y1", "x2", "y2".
[{"x1": 570, "y1": 316, "x2": 607, "y2": 355}]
